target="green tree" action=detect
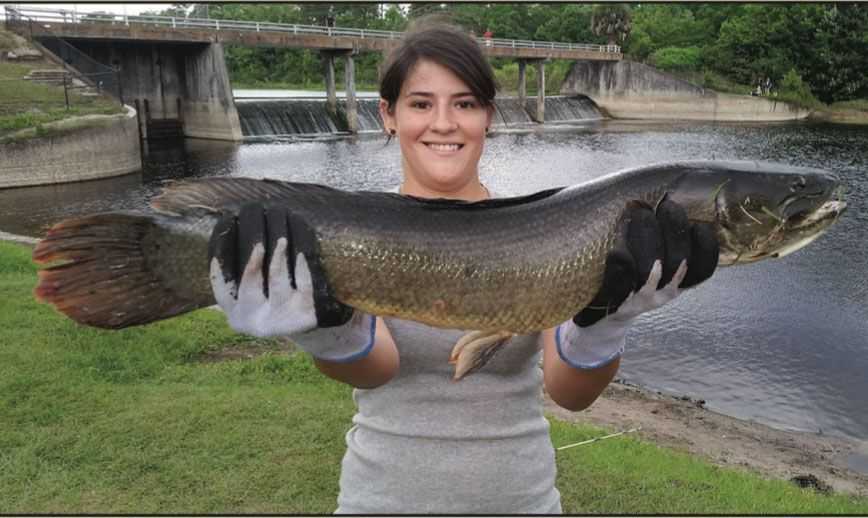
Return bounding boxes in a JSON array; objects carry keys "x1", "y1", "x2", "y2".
[
  {"x1": 378, "y1": 5, "x2": 407, "y2": 32},
  {"x1": 707, "y1": 5, "x2": 794, "y2": 86},
  {"x1": 801, "y1": 3, "x2": 868, "y2": 102},
  {"x1": 591, "y1": 4, "x2": 632, "y2": 46},
  {"x1": 532, "y1": 4, "x2": 595, "y2": 43},
  {"x1": 777, "y1": 68, "x2": 821, "y2": 108},
  {"x1": 651, "y1": 46, "x2": 703, "y2": 73}
]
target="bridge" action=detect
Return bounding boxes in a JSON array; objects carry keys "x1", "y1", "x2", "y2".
[{"x1": 5, "y1": 6, "x2": 623, "y2": 140}]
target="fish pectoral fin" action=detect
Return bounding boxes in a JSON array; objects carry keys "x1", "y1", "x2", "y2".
[{"x1": 448, "y1": 330, "x2": 514, "y2": 381}]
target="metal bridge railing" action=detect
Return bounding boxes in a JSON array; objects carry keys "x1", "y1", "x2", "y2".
[{"x1": 4, "y1": 5, "x2": 621, "y2": 55}]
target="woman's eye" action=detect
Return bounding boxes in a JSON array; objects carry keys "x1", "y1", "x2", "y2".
[
  {"x1": 410, "y1": 100, "x2": 430, "y2": 109},
  {"x1": 456, "y1": 100, "x2": 477, "y2": 109}
]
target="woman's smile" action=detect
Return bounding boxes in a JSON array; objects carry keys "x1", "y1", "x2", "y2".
[{"x1": 424, "y1": 142, "x2": 464, "y2": 154}]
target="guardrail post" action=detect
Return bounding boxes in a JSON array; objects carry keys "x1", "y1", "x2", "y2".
[
  {"x1": 63, "y1": 74, "x2": 70, "y2": 110},
  {"x1": 256, "y1": 22, "x2": 260, "y2": 32},
  {"x1": 216, "y1": 19, "x2": 220, "y2": 30},
  {"x1": 172, "y1": 17, "x2": 176, "y2": 29}
]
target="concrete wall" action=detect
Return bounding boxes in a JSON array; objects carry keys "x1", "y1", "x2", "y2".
[
  {"x1": 182, "y1": 43, "x2": 242, "y2": 140},
  {"x1": 0, "y1": 106, "x2": 141, "y2": 189},
  {"x1": 562, "y1": 60, "x2": 809, "y2": 122},
  {"x1": 63, "y1": 39, "x2": 242, "y2": 141}
]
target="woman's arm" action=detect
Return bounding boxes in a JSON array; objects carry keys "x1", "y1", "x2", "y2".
[
  {"x1": 314, "y1": 317, "x2": 400, "y2": 389},
  {"x1": 541, "y1": 327, "x2": 620, "y2": 412}
]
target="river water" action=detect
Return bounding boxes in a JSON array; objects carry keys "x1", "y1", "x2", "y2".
[{"x1": 1, "y1": 112, "x2": 866, "y2": 442}]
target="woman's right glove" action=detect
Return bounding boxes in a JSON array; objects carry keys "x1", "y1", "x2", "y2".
[
  {"x1": 208, "y1": 202, "x2": 375, "y2": 363},
  {"x1": 556, "y1": 196, "x2": 720, "y2": 370}
]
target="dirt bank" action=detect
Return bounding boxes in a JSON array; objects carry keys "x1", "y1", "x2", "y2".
[{"x1": 546, "y1": 380, "x2": 868, "y2": 497}]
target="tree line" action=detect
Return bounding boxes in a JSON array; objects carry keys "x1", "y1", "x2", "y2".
[{"x1": 158, "y1": 3, "x2": 867, "y2": 105}]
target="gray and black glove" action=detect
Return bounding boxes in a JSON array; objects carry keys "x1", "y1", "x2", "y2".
[
  {"x1": 209, "y1": 202, "x2": 374, "y2": 363},
  {"x1": 557, "y1": 196, "x2": 719, "y2": 369}
]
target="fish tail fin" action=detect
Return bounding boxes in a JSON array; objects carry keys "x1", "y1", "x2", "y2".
[{"x1": 32, "y1": 212, "x2": 210, "y2": 329}]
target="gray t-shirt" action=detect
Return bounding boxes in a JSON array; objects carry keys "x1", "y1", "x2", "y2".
[{"x1": 334, "y1": 187, "x2": 562, "y2": 514}]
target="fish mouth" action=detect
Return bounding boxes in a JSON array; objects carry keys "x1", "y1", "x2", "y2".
[
  {"x1": 782, "y1": 181, "x2": 846, "y2": 228},
  {"x1": 767, "y1": 198, "x2": 847, "y2": 259},
  {"x1": 720, "y1": 190, "x2": 846, "y2": 265},
  {"x1": 788, "y1": 199, "x2": 847, "y2": 229}
]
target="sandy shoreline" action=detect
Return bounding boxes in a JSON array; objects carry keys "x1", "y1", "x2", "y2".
[{"x1": 546, "y1": 380, "x2": 868, "y2": 497}]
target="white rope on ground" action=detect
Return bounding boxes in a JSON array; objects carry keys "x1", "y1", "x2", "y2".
[{"x1": 556, "y1": 426, "x2": 642, "y2": 451}]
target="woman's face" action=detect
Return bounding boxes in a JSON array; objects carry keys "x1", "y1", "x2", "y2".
[{"x1": 380, "y1": 59, "x2": 493, "y2": 199}]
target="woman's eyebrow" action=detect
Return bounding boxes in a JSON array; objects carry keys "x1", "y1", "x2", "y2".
[{"x1": 405, "y1": 91, "x2": 476, "y2": 98}]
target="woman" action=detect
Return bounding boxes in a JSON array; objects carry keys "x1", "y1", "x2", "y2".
[{"x1": 208, "y1": 22, "x2": 718, "y2": 514}]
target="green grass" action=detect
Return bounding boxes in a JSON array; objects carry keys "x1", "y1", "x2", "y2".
[
  {"x1": 552, "y1": 420, "x2": 867, "y2": 513},
  {"x1": 0, "y1": 28, "x2": 21, "y2": 53},
  {"x1": 2, "y1": 240, "x2": 867, "y2": 513},
  {"x1": 834, "y1": 99, "x2": 868, "y2": 111},
  {"x1": 0, "y1": 61, "x2": 123, "y2": 139},
  {"x1": 828, "y1": 99, "x2": 868, "y2": 113},
  {"x1": 663, "y1": 68, "x2": 755, "y2": 96}
]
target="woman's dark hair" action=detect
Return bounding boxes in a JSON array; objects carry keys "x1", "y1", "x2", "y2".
[{"x1": 379, "y1": 20, "x2": 498, "y2": 113}]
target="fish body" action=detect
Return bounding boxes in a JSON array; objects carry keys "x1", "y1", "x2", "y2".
[{"x1": 33, "y1": 161, "x2": 845, "y2": 333}]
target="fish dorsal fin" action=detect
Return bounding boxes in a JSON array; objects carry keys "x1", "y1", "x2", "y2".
[
  {"x1": 150, "y1": 177, "x2": 567, "y2": 217},
  {"x1": 150, "y1": 178, "x2": 342, "y2": 216}
]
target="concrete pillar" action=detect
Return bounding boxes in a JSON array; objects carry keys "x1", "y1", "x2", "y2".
[
  {"x1": 535, "y1": 60, "x2": 546, "y2": 123},
  {"x1": 517, "y1": 59, "x2": 526, "y2": 105},
  {"x1": 344, "y1": 53, "x2": 358, "y2": 133},
  {"x1": 181, "y1": 43, "x2": 242, "y2": 141},
  {"x1": 323, "y1": 52, "x2": 337, "y2": 115}
]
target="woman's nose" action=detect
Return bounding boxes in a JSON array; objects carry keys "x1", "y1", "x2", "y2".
[{"x1": 430, "y1": 106, "x2": 458, "y2": 132}]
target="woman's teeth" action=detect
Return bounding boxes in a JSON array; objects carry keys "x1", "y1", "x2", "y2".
[{"x1": 427, "y1": 143, "x2": 461, "y2": 152}]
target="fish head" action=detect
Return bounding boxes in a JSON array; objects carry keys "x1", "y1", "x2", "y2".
[{"x1": 669, "y1": 161, "x2": 847, "y2": 266}]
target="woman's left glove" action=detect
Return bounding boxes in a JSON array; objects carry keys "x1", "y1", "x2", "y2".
[
  {"x1": 556, "y1": 196, "x2": 719, "y2": 369},
  {"x1": 209, "y1": 203, "x2": 375, "y2": 363}
]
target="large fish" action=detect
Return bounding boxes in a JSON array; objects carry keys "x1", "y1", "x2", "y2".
[{"x1": 33, "y1": 161, "x2": 845, "y2": 377}]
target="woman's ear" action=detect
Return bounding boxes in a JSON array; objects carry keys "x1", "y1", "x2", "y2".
[{"x1": 379, "y1": 99, "x2": 395, "y2": 135}]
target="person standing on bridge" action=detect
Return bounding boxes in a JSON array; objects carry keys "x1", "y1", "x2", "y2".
[{"x1": 207, "y1": 20, "x2": 719, "y2": 514}]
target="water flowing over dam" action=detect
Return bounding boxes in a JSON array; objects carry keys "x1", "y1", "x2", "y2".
[{"x1": 235, "y1": 95, "x2": 603, "y2": 137}]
